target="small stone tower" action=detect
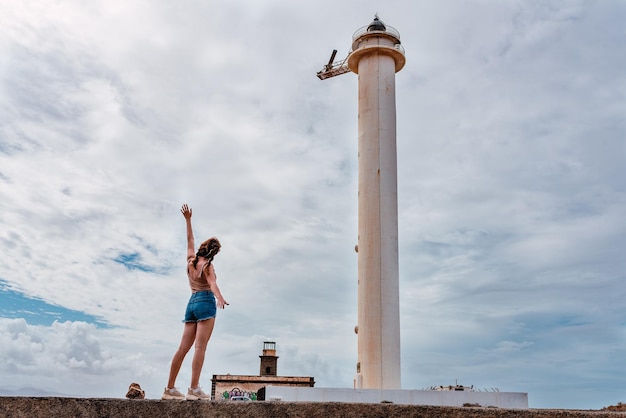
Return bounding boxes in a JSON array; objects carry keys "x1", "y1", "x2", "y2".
[{"x1": 259, "y1": 341, "x2": 278, "y2": 376}]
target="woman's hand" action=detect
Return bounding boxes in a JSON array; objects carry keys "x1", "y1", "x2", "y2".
[
  {"x1": 216, "y1": 297, "x2": 229, "y2": 309},
  {"x1": 181, "y1": 204, "x2": 192, "y2": 220}
]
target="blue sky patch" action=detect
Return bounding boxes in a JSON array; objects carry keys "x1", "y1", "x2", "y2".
[
  {"x1": 113, "y1": 252, "x2": 155, "y2": 272},
  {"x1": 0, "y1": 282, "x2": 110, "y2": 327}
]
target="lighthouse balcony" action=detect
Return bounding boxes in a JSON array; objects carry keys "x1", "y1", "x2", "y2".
[
  {"x1": 350, "y1": 31, "x2": 405, "y2": 58},
  {"x1": 352, "y1": 24, "x2": 401, "y2": 42}
]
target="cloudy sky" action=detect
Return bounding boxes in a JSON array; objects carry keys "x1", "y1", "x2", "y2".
[{"x1": 1, "y1": 0, "x2": 625, "y2": 409}]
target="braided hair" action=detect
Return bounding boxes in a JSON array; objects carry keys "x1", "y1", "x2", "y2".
[{"x1": 192, "y1": 237, "x2": 221, "y2": 269}]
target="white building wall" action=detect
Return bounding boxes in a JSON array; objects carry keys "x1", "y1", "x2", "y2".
[{"x1": 263, "y1": 386, "x2": 529, "y2": 409}]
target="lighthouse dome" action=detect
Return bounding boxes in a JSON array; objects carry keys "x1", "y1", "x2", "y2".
[{"x1": 367, "y1": 16, "x2": 386, "y2": 32}]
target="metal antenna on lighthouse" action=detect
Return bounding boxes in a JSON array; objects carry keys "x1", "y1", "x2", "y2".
[
  {"x1": 327, "y1": 49, "x2": 338, "y2": 68},
  {"x1": 316, "y1": 48, "x2": 351, "y2": 80}
]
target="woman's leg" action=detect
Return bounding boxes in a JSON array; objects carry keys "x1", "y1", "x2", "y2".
[
  {"x1": 167, "y1": 322, "x2": 197, "y2": 388},
  {"x1": 190, "y1": 318, "x2": 215, "y2": 388}
]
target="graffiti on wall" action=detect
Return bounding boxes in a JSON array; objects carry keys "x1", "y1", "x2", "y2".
[{"x1": 221, "y1": 387, "x2": 256, "y2": 401}]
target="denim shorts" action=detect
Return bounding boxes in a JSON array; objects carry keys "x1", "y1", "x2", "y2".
[{"x1": 183, "y1": 290, "x2": 217, "y2": 323}]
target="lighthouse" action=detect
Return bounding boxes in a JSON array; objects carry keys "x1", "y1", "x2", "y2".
[{"x1": 317, "y1": 16, "x2": 406, "y2": 390}]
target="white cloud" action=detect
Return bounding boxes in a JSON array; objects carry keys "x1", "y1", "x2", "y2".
[{"x1": 0, "y1": 318, "x2": 158, "y2": 396}]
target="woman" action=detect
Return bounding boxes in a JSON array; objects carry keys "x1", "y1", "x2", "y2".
[{"x1": 162, "y1": 204, "x2": 229, "y2": 400}]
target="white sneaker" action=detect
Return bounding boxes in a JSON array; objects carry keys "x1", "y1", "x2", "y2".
[
  {"x1": 186, "y1": 386, "x2": 211, "y2": 400},
  {"x1": 161, "y1": 387, "x2": 185, "y2": 400}
]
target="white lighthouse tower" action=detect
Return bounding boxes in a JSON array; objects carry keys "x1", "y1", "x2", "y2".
[
  {"x1": 260, "y1": 17, "x2": 528, "y2": 407},
  {"x1": 317, "y1": 15, "x2": 406, "y2": 390},
  {"x1": 262, "y1": 16, "x2": 528, "y2": 408}
]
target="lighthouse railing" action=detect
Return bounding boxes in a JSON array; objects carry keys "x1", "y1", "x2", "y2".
[{"x1": 352, "y1": 24, "x2": 401, "y2": 41}]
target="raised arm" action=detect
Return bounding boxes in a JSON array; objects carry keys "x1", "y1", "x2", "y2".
[
  {"x1": 204, "y1": 263, "x2": 229, "y2": 309},
  {"x1": 181, "y1": 204, "x2": 195, "y2": 260}
]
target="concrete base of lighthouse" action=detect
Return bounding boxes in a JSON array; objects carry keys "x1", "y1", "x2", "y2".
[{"x1": 261, "y1": 386, "x2": 529, "y2": 408}]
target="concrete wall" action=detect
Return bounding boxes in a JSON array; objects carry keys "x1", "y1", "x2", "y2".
[
  {"x1": 263, "y1": 386, "x2": 529, "y2": 409},
  {"x1": 0, "y1": 397, "x2": 618, "y2": 418}
]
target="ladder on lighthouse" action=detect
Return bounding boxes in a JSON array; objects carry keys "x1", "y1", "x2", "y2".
[{"x1": 316, "y1": 49, "x2": 350, "y2": 80}]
